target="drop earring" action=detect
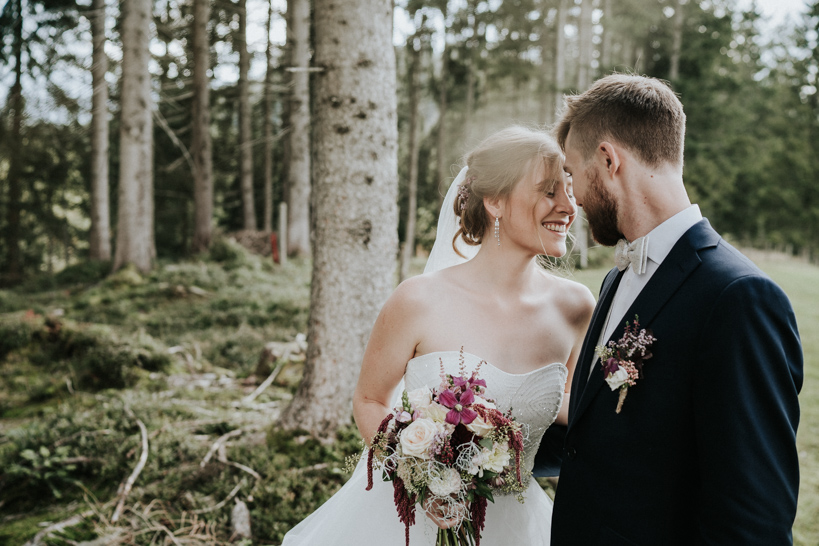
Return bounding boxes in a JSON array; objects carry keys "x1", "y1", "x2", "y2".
[{"x1": 494, "y1": 216, "x2": 500, "y2": 246}]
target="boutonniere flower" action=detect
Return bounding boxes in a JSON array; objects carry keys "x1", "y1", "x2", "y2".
[{"x1": 595, "y1": 316, "x2": 656, "y2": 413}]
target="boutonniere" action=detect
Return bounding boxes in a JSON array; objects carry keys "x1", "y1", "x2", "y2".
[{"x1": 595, "y1": 316, "x2": 656, "y2": 413}]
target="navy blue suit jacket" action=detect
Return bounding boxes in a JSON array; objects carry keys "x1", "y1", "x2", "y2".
[{"x1": 545, "y1": 219, "x2": 803, "y2": 545}]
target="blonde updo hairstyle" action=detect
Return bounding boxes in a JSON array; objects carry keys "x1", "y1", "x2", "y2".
[{"x1": 453, "y1": 126, "x2": 565, "y2": 255}]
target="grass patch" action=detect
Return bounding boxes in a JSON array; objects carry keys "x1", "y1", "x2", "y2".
[{"x1": 0, "y1": 246, "x2": 815, "y2": 545}]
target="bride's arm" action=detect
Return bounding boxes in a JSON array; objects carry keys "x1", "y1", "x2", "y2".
[
  {"x1": 353, "y1": 280, "x2": 424, "y2": 445},
  {"x1": 555, "y1": 283, "x2": 596, "y2": 427}
]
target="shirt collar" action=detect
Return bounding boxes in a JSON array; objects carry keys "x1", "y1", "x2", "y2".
[{"x1": 645, "y1": 205, "x2": 702, "y2": 265}]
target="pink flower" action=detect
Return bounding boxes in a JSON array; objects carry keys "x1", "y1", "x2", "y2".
[{"x1": 438, "y1": 388, "x2": 478, "y2": 425}]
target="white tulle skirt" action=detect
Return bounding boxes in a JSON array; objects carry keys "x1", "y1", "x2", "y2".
[{"x1": 281, "y1": 454, "x2": 552, "y2": 545}]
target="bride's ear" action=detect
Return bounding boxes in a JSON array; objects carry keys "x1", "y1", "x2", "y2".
[{"x1": 482, "y1": 196, "x2": 503, "y2": 220}]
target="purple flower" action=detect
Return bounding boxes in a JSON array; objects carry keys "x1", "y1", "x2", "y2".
[
  {"x1": 451, "y1": 376, "x2": 469, "y2": 390},
  {"x1": 469, "y1": 374, "x2": 487, "y2": 390},
  {"x1": 603, "y1": 357, "x2": 620, "y2": 376},
  {"x1": 438, "y1": 388, "x2": 478, "y2": 425}
]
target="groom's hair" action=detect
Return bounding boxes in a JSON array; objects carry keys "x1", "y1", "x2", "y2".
[{"x1": 553, "y1": 74, "x2": 685, "y2": 168}]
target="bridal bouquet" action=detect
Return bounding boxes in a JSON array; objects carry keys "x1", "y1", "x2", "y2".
[{"x1": 366, "y1": 352, "x2": 526, "y2": 546}]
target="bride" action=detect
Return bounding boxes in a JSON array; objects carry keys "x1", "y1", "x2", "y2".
[{"x1": 282, "y1": 126, "x2": 594, "y2": 544}]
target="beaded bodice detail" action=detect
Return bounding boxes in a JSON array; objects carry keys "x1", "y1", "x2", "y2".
[{"x1": 404, "y1": 351, "x2": 567, "y2": 479}]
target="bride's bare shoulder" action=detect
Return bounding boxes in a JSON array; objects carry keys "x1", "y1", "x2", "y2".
[
  {"x1": 390, "y1": 268, "x2": 457, "y2": 306},
  {"x1": 538, "y1": 272, "x2": 596, "y2": 325}
]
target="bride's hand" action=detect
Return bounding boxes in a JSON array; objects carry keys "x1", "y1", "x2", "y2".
[{"x1": 423, "y1": 495, "x2": 467, "y2": 530}]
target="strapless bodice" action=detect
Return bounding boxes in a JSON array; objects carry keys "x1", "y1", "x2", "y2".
[{"x1": 404, "y1": 351, "x2": 568, "y2": 479}]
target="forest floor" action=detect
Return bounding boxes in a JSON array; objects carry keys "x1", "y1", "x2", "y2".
[{"x1": 0, "y1": 241, "x2": 816, "y2": 545}]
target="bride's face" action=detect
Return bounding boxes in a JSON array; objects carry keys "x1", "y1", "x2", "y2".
[{"x1": 500, "y1": 163, "x2": 577, "y2": 258}]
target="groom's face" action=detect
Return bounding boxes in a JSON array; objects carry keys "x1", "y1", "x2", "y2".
[
  {"x1": 563, "y1": 131, "x2": 623, "y2": 247},
  {"x1": 581, "y1": 167, "x2": 623, "y2": 247}
]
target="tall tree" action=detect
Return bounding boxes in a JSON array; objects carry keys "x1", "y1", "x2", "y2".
[
  {"x1": 572, "y1": 0, "x2": 593, "y2": 268},
  {"x1": 114, "y1": 0, "x2": 155, "y2": 272},
  {"x1": 237, "y1": 0, "x2": 256, "y2": 230},
  {"x1": 554, "y1": 0, "x2": 568, "y2": 116},
  {"x1": 669, "y1": 0, "x2": 685, "y2": 81},
  {"x1": 435, "y1": 1, "x2": 450, "y2": 206},
  {"x1": 285, "y1": 0, "x2": 311, "y2": 255},
  {"x1": 89, "y1": 0, "x2": 111, "y2": 261},
  {"x1": 191, "y1": 0, "x2": 213, "y2": 252},
  {"x1": 399, "y1": 15, "x2": 425, "y2": 283},
  {"x1": 2, "y1": 0, "x2": 24, "y2": 284},
  {"x1": 262, "y1": 0, "x2": 275, "y2": 233},
  {"x1": 280, "y1": 0, "x2": 398, "y2": 439}
]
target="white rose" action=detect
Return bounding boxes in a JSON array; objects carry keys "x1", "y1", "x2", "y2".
[
  {"x1": 605, "y1": 367, "x2": 630, "y2": 391},
  {"x1": 423, "y1": 401, "x2": 450, "y2": 423},
  {"x1": 465, "y1": 414, "x2": 494, "y2": 437},
  {"x1": 484, "y1": 443, "x2": 511, "y2": 474},
  {"x1": 399, "y1": 418, "x2": 438, "y2": 459},
  {"x1": 428, "y1": 467, "x2": 462, "y2": 497},
  {"x1": 407, "y1": 386, "x2": 433, "y2": 411}
]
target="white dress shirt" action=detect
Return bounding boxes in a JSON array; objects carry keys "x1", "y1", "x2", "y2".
[{"x1": 591, "y1": 205, "x2": 703, "y2": 377}]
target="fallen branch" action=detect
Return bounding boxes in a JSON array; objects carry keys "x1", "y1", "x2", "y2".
[
  {"x1": 190, "y1": 480, "x2": 245, "y2": 515},
  {"x1": 111, "y1": 409, "x2": 149, "y2": 523},
  {"x1": 242, "y1": 352, "x2": 289, "y2": 405},
  {"x1": 200, "y1": 428, "x2": 244, "y2": 468}
]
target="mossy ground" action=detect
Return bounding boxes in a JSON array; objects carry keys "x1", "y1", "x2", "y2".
[{"x1": 1, "y1": 246, "x2": 816, "y2": 545}]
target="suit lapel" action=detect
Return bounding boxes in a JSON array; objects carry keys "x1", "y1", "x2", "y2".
[
  {"x1": 568, "y1": 267, "x2": 624, "y2": 418},
  {"x1": 568, "y1": 220, "x2": 720, "y2": 430}
]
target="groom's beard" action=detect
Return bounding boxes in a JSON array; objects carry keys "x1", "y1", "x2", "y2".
[{"x1": 582, "y1": 168, "x2": 623, "y2": 247}]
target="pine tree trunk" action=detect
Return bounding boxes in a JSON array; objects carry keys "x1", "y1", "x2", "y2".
[
  {"x1": 574, "y1": 0, "x2": 593, "y2": 269},
  {"x1": 600, "y1": 0, "x2": 613, "y2": 70},
  {"x1": 554, "y1": 0, "x2": 567, "y2": 116},
  {"x1": 669, "y1": 0, "x2": 684, "y2": 81},
  {"x1": 399, "y1": 37, "x2": 421, "y2": 283},
  {"x1": 191, "y1": 0, "x2": 213, "y2": 253},
  {"x1": 577, "y1": 0, "x2": 593, "y2": 90},
  {"x1": 279, "y1": 0, "x2": 398, "y2": 440},
  {"x1": 262, "y1": 0, "x2": 275, "y2": 233},
  {"x1": 238, "y1": 0, "x2": 256, "y2": 231},
  {"x1": 89, "y1": 0, "x2": 111, "y2": 261},
  {"x1": 114, "y1": 0, "x2": 155, "y2": 273},
  {"x1": 3, "y1": 0, "x2": 24, "y2": 285},
  {"x1": 285, "y1": 0, "x2": 311, "y2": 256},
  {"x1": 436, "y1": 43, "x2": 449, "y2": 206},
  {"x1": 463, "y1": 0, "x2": 478, "y2": 137}
]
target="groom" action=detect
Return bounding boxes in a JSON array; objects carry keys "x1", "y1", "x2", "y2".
[{"x1": 543, "y1": 74, "x2": 803, "y2": 545}]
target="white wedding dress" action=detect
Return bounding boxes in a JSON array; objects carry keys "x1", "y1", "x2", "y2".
[{"x1": 282, "y1": 351, "x2": 567, "y2": 545}]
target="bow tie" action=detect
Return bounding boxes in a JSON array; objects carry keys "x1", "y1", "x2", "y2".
[{"x1": 614, "y1": 237, "x2": 649, "y2": 274}]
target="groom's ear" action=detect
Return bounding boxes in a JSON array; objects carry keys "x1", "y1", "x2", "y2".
[{"x1": 597, "y1": 141, "x2": 621, "y2": 178}]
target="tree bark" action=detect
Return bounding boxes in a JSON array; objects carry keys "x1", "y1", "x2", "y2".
[
  {"x1": 238, "y1": 0, "x2": 256, "y2": 230},
  {"x1": 436, "y1": 44, "x2": 449, "y2": 206},
  {"x1": 285, "y1": 0, "x2": 311, "y2": 256},
  {"x1": 463, "y1": 0, "x2": 479, "y2": 137},
  {"x1": 577, "y1": 0, "x2": 593, "y2": 90},
  {"x1": 574, "y1": 0, "x2": 593, "y2": 269},
  {"x1": 113, "y1": 0, "x2": 155, "y2": 273},
  {"x1": 554, "y1": 0, "x2": 567, "y2": 117},
  {"x1": 435, "y1": 3, "x2": 449, "y2": 206},
  {"x1": 89, "y1": 0, "x2": 111, "y2": 262},
  {"x1": 399, "y1": 33, "x2": 422, "y2": 283},
  {"x1": 280, "y1": 0, "x2": 399, "y2": 440},
  {"x1": 262, "y1": 0, "x2": 275, "y2": 233},
  {"x1": 3, "y1": 0, "x2": 24, "y2": 285},
  {"x1": 191, "y1": 0, "x2": 213, "y2": 253},
  {"x1": 600, "y1": 0, "x2": 613, "y2": 70}
]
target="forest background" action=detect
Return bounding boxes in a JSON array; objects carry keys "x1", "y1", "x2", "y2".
[{"x1": 1, "y1": 0, "x2": 818, "y2": 544}]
